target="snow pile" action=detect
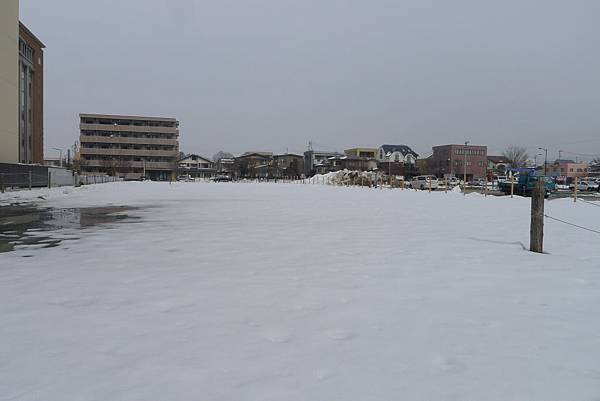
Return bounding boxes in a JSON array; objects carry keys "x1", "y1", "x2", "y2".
[
  {"x1": 1, "y1": 182, "x2": 600, "y2": 400},
  {"x1": 309, "y1": 170, "x2": 391, "y2": 187}
]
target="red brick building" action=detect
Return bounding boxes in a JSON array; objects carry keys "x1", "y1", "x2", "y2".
[
  {"x1": 429, "y1": 144, "x2": 488, "y2": 180},
  {"x1": 18, "y1": 22, "x2": 45, "y2": 164}
]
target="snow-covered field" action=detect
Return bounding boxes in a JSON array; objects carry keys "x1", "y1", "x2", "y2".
[{"x1": 1, "y1": 182, "x2": 600, "y2": 400}]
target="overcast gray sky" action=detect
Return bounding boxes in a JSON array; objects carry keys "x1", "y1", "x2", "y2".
[{"x1": 21, "y1": 0, "x2": 600, "y2": 160}]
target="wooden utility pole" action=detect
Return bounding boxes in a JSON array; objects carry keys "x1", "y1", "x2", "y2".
[{"x1": 530, "y1": 177, "x2": 545, "y2": 253}]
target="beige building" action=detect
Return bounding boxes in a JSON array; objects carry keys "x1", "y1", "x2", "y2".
[
  {"x1": 79, "y1": 114, "x2": 180, "y2": 181},
  {"x1": 344, "y1": 147, "x2": 378, "y2": 158},
  {"x1": 0, "y1": 0, "x2": 19, "y2": 163}
]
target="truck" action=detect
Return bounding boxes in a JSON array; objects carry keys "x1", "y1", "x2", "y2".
[{"x1": 498, "y1": 170, "x2": 556, "y2": 197}]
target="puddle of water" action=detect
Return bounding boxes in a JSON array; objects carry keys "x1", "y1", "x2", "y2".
[{"x1": 0, "y1": 205, "x2": 140, "y2": 254}]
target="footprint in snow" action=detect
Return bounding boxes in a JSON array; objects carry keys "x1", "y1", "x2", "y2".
[
  {"x1": 326, "y1": 330, "x2": 357, "y2": 341},
  {"x1": 264, "y1": 332, "x2": 293, "y2": 343},
  {"x1": 432, "y1": 355, "x2": 465, "y2": 372}
]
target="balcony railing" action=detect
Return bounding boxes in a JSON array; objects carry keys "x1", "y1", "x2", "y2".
[
  {"x1": 82, "y1": 160, "x2": 175, "y2": 170},
  {"x1": 80, "y1": 123, "x2": 178, "y2": 134},
  {"x1": 80, "y1": 135, "x2": 178, "y2": 146},
  {"x1": 80, "y1": 147, "x2": 178, "y2": 157}
]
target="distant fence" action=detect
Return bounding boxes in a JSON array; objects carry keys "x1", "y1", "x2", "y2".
[
  {"x1": 0, "y1": 162, "x2": 122, "y2": 192},
  {"x1": 77, "y1": 175, "x2": 121, "y2": 185}
]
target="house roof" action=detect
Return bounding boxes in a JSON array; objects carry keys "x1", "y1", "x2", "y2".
[
  {"x1": 273, "y1": 153, "x2": 303, "y2": 158},
  {"x1": 380, "y1": 144, "x2": 418, "y2": 158},
  {"x1": 236, "y1": 152, "x2": 273, "y2": 159},
  {"x1": 178, "y1": 154, "x2": 212, "y2": 163},
  {"x1": 240, "y1": 151, "x2": 273, "y2": 157}
]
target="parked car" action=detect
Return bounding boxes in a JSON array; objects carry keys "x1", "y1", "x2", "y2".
[
  {"x1": 569, "y1": 181, "x2": 590, "y2": 191},
  {"x1": 411, "y1": 175, "x2": 439, "y2": 190},
  {"x1": 177, "y1": 175, "x2": 191, "y2": 182},
  {"x1": 470, "y1": 178, "x2": 486, "y2": 187},
  {"x1": 586, "y1": 180, "x2": 599, "y2": 191},
  {"x1": 212, "y1": 175, "x2": 232, "y2": 182},
  {"x1": 445, "y1": 177, "x2": 460, "y2": 186}
]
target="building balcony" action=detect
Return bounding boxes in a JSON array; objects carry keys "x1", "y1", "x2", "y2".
[
  {"x1": 80, "y1": 147, "x2": 179, "y2": 158},
  {"x1": 82, "y1": 160, "x2": 175, "y2": 170},
  {"x1": 80, "y1": 135, "x2": 179, "y2": 146},
  {"x1": 80, "y1": 123, "x2": 178, "y2": 135}
]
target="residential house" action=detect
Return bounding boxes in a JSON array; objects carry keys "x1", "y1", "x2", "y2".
[
  {"x1": 304, "y1": 150, "x2": 345, "y2": 176},
  {"x1": 344, "y1": 147, "x2": 378, "y2": 158},
  {"x1": 178, "y1": 154, "x2": 216, "y2": 179},
  {"x1": 376, "y1": 145, "x2": 418, "y2": 165},
  {"x1": 487, "y1": 155, "x2": 510, "y2": 175},
  {"x1": 272, "y1": 154, "x2": 304, "y2": 178},
  {"x1": 325, "y1": 155, "x2": 378, "y2": 173},
  {"x1": 235, "y1": 152, "x2": 273, "y2": 178},
  {"x1": 215, "y1": 157, "x2": 235, "y2": 176}
]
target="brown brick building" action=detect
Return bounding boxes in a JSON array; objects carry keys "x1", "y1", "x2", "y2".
[
  {"x1": 429, "y1": 144, "x2": 488, "y2": 180},
  {"x1": 18, "y1": 22, "x2": 44, "y2": 164},
  {"x1": 79, "y1": 114, "x2": 179, "y2": 180}
]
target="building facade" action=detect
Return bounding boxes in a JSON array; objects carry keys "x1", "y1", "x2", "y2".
[
  {"x1": 377, "y1": 145, "x2": 418, "y2": 165},
  {"x1": 18, "y1": 22, "x2": 45, "y2": 164},
  {"x1": 303, "y1": 150, "x2": 345, "y2": 176},
  {"x1": 79, "y1": 114, "x2": 179, "y2": 180},
  {"x1": 344, "y1": 147, "x2": 378, "y2": 158},
  {"x1": 0, "y1": 0, "x2": 20, "y2": 163},
  {"x1": 429, "y1": 144, "x2": 488, "y2": 180},
  {"x1": 177, "y1": 154, "x2": 216, "y2": 179},
  {"x1": 234, "y1": 152, "x2": 273, "y2": 178},
  {"x1": 272, "y1": 154, "x2": 304, "y2": 178},
  {"x1": 547, "y1": 160, "x2": 591, "y2": 182}
]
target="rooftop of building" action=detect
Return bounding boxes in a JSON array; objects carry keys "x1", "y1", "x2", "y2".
[
  {"x1": 380, "y1": 144, "x2": 419, "y2": 157},
  {"x1": 79, "y1": 113, "x2": 178, "y2": 122},
  {"x1": 19, "y1": 22, "x2": 45, "y2": 48}
]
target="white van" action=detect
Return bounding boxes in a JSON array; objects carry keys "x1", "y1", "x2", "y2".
[{"x1": 411, "y1": 175, "x2": 439, "y2": 190}]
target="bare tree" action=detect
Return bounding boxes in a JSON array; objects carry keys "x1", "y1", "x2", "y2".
[
  {"x1": 503, "y1": 146, "x2": 529, "y2": 167},
  {"x1": 213, "y1": 151, "x2": 234, "y2": 162}
]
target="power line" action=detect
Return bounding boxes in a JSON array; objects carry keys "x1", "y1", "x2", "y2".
[{"x1": 544, "y1": 214, "x2": 600, "y2": 235}]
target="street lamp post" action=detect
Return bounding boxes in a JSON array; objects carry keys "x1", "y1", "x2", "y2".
[
  {"x1": 51, "y1": 147, "x2": 63, "y2": 167},
  {"x1": 538, "y1": 147, "x2": 548, "y2": 176}
]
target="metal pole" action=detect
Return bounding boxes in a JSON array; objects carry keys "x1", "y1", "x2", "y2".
[
  {"x1": 574, "y1": 176, "x2": 578, "y2": 202},
  {"x1": 29, "y1": 171, "x2": 32, "y2": 190}
]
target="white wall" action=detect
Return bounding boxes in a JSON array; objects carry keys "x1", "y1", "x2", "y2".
[
  {"x1": 48, "y1": 167, "x2": 75, "y2": 187},
  {"x1": 0, "y1": 0, "x2": 19, "y2": 163}
]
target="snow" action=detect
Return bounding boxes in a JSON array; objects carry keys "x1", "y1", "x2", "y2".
[{"x1": 1, "y1": 181, "x2": 600, "y2": 400}]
